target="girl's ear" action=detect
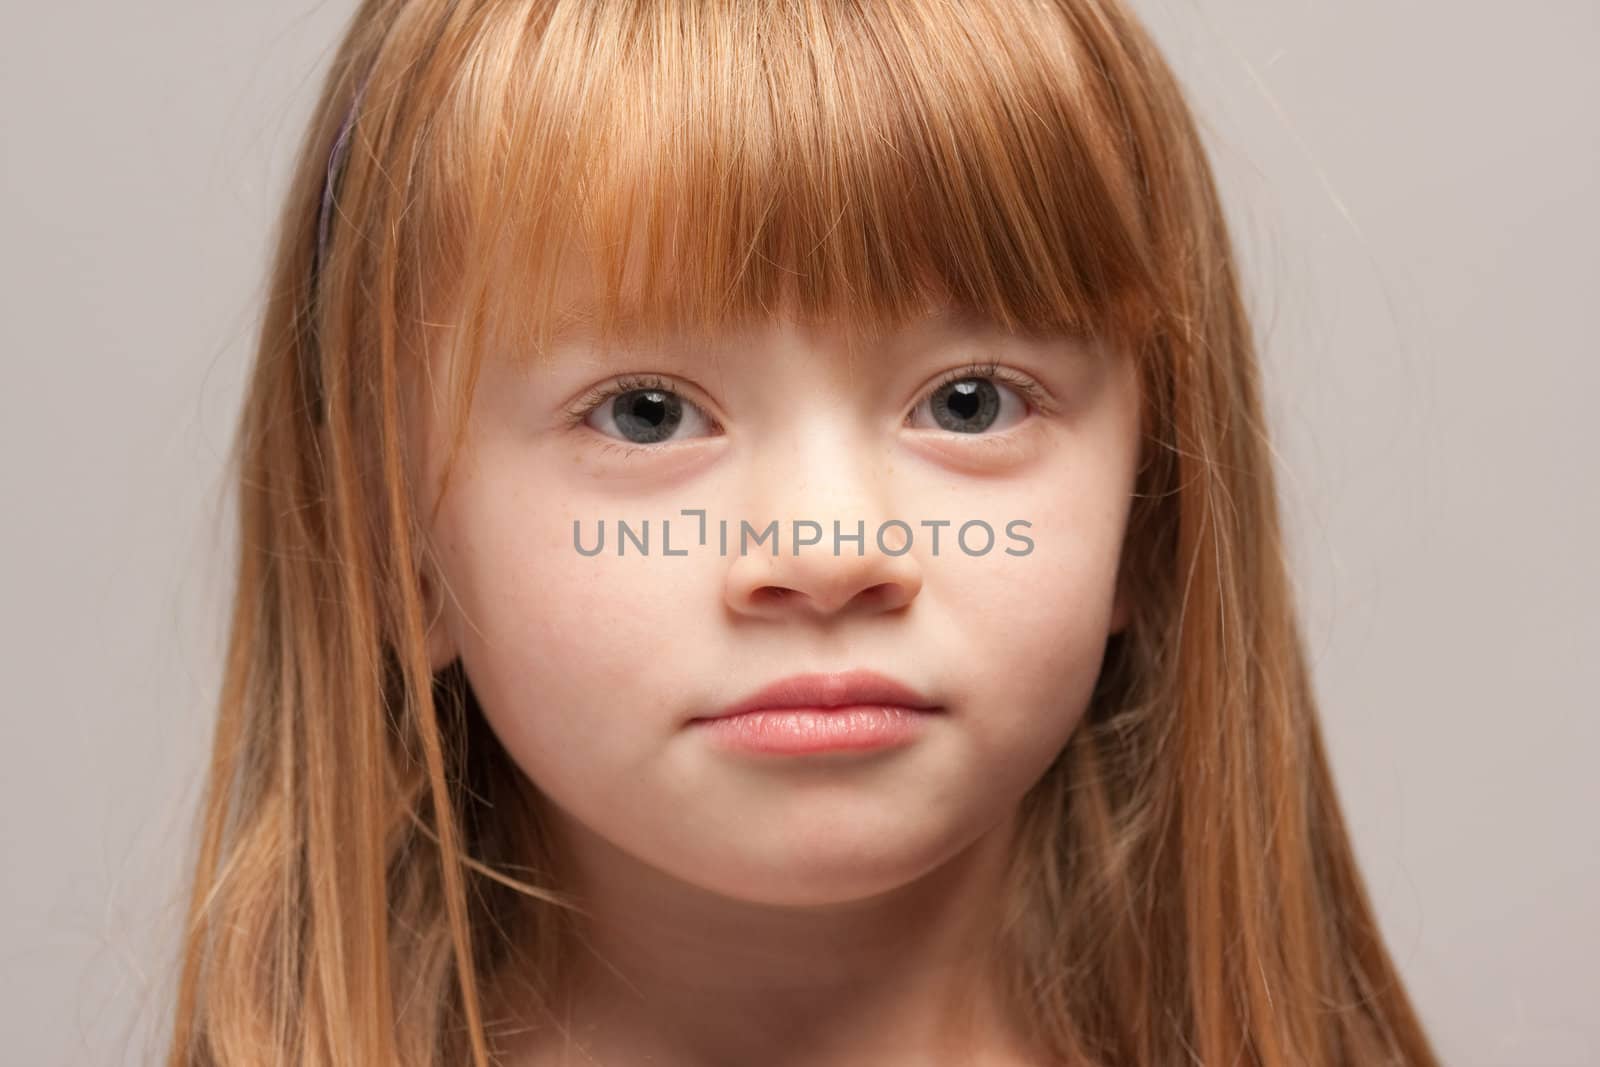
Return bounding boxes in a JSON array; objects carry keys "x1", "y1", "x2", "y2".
[{"x1": 419, "y1": 565, "x2": 461, "y2": 673}]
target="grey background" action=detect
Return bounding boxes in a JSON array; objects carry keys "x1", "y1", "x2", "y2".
[{"x1": 2, "y1": 2, "x2": 1595, "y2": 1063}]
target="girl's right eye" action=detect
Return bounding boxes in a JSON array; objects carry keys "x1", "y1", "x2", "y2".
[{"x1": 567, "y1": 375, "x2": 720, "y2": 448}]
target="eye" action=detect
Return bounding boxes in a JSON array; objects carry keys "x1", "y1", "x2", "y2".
[
  {"x1": 570, "y1": 375, "x2": 720, "y2": 447},
  {"x1": 906, "y1": 361, "x2": 1041, "y2": 434}
]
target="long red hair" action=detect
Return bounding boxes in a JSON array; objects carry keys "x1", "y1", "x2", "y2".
[{"x1": 166, "y1": 1, "x2": 1441, "y2": 1063}]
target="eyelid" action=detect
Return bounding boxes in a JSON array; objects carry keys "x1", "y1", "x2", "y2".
[
  {"x1": 911, "y1": 359, "x2": 1055, "y2": 419},
  {"x1": 562, "y1": 373, "x2": 724, "y2": 433}
]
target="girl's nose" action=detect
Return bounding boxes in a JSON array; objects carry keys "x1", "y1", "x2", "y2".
[
  {"x1": 723, "y1": 521, "x2": 924, "y2": 619},
  {"x1": 721, "y1": 437, "x2": 924, "y2": 620}
]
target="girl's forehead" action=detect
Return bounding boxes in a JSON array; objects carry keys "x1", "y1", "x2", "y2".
[
  {"x1": 540, "y1": 299, "x2": 1017, "y2": 365},
  {"x1": 494, "y1": 224, "x2": 982, "y2": 351},
  {"x1": 465, "y1": 213, "x2": 1093, "y2": 376}
]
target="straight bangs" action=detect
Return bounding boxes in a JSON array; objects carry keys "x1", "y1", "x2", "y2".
[{"x1": 381, "y1": 0, "x2": 1169, "y2": 440}]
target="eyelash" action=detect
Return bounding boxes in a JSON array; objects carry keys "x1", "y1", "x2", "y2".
[
  {"x1": 561, "y1": 374, "x2": 687, "y2": 422},
  {"x1": 910, "y1": 359, "x2": 1051, "y2": 425},
  {"x1": 563, "y1": 359, "x2": 1050, "y2": 455}
]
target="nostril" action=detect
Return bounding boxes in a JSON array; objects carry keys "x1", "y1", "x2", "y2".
[{"x1": 863, "y1": 583, "x2": 912, "y2": 608}]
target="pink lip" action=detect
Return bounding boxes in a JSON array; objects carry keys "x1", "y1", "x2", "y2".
[
  {"x1": 689, "y1": 670, "x2": 942, "y2": 756},
  {"x1": 696, "y1": 669, "x2": 941, "y2": 722}
]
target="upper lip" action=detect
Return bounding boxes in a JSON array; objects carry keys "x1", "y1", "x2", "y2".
[{"x1": 697, "y1": 669, "x2": 941, "y2": 721}]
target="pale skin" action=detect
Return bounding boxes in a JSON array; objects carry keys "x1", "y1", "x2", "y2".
[{"x1": 410, "y1": 290, "x2": 1143, "y2": 1066}]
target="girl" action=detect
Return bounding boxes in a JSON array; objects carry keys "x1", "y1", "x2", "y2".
[{"x1": 166, "y1": 1, "x2": 1442, "y2": 1064}]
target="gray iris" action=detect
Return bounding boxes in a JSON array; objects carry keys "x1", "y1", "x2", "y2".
[
  {"x1": 613, "y1": 389, "x2": 683, "y2": 443},
  {"x1": 932, "y1": 379, "x2": 999, "y2": 432}
]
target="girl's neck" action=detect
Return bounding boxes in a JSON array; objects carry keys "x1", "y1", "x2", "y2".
[{"x1": 498, "y1": 802, "x2": 1041, "y2": 1066}]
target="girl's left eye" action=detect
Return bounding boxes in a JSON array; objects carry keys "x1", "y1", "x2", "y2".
[{"x1": 905, "y1": 362, "x2": 1039, "y2": 435}]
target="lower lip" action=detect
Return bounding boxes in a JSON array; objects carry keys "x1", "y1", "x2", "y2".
[{"x1": 690, "y1": 705, "x2": 937, "y2": 755}]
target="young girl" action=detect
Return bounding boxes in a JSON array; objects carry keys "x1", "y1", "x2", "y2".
[{"x1": 166, "y1": 1, "x2": 1442, "y2": 1064}]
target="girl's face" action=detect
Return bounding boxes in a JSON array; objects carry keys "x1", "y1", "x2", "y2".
[{"x1": 414, "y1": 299, "x2": 1141, "y2": 907}]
